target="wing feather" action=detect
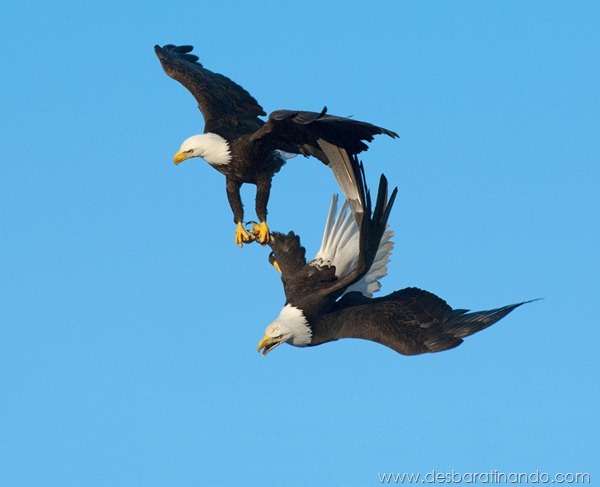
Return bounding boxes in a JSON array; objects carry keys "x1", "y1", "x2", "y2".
[
  {"x1": 154, "y1": 44, "x2": 265, "y2": 133},
  {"x1": 323, "y1": 288, "x2": 531, "y2": 355},
  {"x1": 250, "y1": 108, "x2": 397, "y2": 166}
]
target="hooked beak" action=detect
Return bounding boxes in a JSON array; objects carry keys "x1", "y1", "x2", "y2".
[
  {"x1": 173, "y1": 151, "x2": 191, "y2": 165},
  {"x1": 257, "y1": 335, "x2": 283, "y2": 356},
  {"x1": 268, "y1": 253, "x2": 282, "y2": 273}
]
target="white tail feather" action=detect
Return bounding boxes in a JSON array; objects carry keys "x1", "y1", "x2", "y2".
[{"x1": 311, "y1": 194, "x2": 394, "y2": 298}]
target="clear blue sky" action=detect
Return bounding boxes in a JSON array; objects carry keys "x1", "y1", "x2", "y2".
[{"x1": 1, "y1": 1, "x2": 598, "y2": 485}]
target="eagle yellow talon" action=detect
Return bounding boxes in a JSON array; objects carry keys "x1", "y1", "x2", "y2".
[
  {"x1": 235, "y1": 222, "x2": 254, "y2": 247},
  {"x1": 257, "y1": 221, "x2": 270, "y2": 245},
  {"x1": 247, "y1": 221, "x2": 270, "y2": 245},
  {"x1": 248, "y1": 222, "x2": 261, "y2": 238}
]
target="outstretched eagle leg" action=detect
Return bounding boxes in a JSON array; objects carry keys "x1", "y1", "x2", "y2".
[
  {"x1": 226, "y1": 178, "x2": 254, "y2": 247},
  {"x1": 255, "y1": 178, "x2": 272, "y2": 245}
]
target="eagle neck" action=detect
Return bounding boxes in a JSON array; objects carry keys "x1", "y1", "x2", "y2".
[{"x1": 198, "y1": 132, "x2": 232, "y2": 166}]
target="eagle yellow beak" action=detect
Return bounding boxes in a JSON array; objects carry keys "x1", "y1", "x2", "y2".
[
  {"x1": 257, "y1": 335, "x2": 282, "y2": 356},
  {"x1": 268, "y1": 253, "x2": 282, "y2": 273},
  {"x1": 173, "y1": 151, "x2": 191, "y2": 165}
]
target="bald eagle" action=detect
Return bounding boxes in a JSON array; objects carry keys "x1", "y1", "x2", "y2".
[
  {"x1": 256, "y1": 151, "x2": 530, "y2": 356},
  {"x1": 155, "y1": 44, "x2": 397, "y2": 246}
]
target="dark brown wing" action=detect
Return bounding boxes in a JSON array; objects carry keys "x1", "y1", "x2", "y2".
[
  {"x1": 250, "y1": 107, "x2": 397, "y2": 160},
  {"x1": 268, "y1": 231, "x2": 338, "y2": 306},
  {"x1": 154, "y1": 44, "x2": 265, "y2": 134},
  {"x1": 313, "y1": 287, "x2": 531, "y2": 355}
]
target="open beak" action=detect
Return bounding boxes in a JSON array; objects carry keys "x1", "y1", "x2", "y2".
[
  {"x1": 257, "y1": 335, "x2": 282, "y2": 356},
  {"x1": 173, "y1": 151, "x2": 190, "y2": 165}
]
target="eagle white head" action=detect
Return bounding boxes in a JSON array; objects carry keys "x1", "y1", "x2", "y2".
[
  {"x1": 257, "y1": 304, "x2": 312, "y2": 356},
  {"x1": 173, "y1": 133, "x2": 232, "y2": 166}
]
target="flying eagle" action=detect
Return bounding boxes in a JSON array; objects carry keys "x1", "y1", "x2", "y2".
[
  {"x1": 154, "y1": 44, "x2": 398, "y2": 246},
  {"x1": 256, "y1": 152, "x2": 530, "y2": 356}
]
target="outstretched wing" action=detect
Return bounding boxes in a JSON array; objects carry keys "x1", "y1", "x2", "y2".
[
  {"x1": 250, "y1": 107, "x2": 397, "y2": 164},
  {"x1": 154, "y1": 44, "x2": 265, "y2": 134},
  {"x1": 322, "y1": 287, "x2": 532, "y2": 355},
  {"x1": 268, "y1": 231, "x2": 337, "y2": 305}
]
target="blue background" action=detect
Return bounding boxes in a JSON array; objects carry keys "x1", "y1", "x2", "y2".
[{"x1": 1, "y1": 1, "x2": 598, "y2": 485}]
